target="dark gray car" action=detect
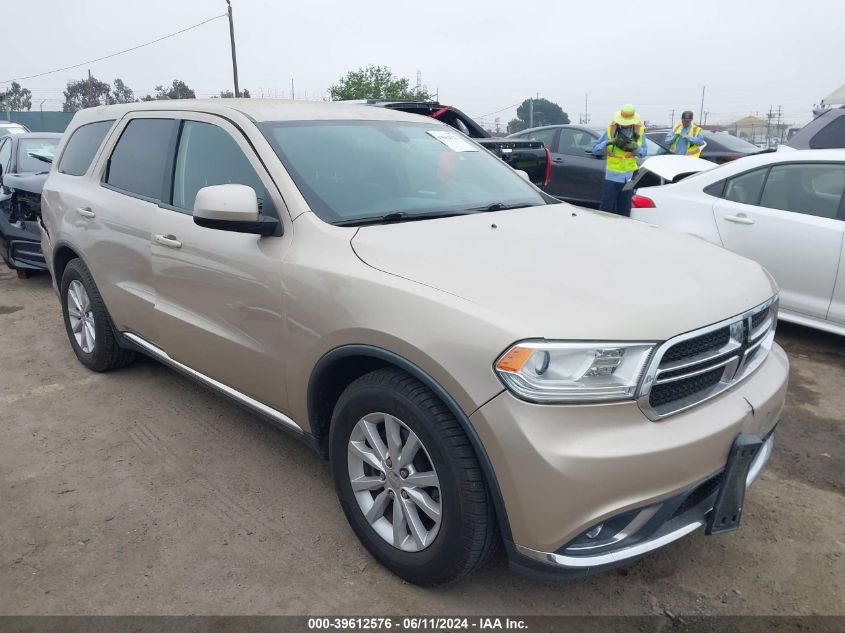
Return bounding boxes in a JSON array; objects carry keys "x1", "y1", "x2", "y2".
[
  {"x1": 508, "y1": 125, "x2": 661, "y2": 207},
  {"x1": 787, "y1": 106, "x2": 845, "y2": 149}
]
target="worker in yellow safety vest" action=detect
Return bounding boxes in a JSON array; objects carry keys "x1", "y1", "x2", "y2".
[
  {"x1": 591, "y1": 104, "x2": 647, "y2": 216},
  {"x1": 665, "y1": 110, "x2": 705, "y2": 157}
]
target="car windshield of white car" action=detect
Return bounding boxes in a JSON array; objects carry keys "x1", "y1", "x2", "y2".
[
  {"x1": 19, "y1": 138, "x2": 60, "y2": 172},
  {"x1": 259, "y1": 120, "x2": 548, "y2": 225}
]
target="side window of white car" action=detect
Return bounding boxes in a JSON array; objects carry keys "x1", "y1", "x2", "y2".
[
  {"x1": 724, "y1": 168, "x2": 767, "y2": 206},
  {"x1": 172, "y1": 120, "x2": 265, "y2": 214},
  {"x1": 759, "y1": 163, "x2": 845, "y2": 220}
]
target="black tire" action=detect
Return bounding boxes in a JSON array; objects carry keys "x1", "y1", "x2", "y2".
[
  {"x1": 60, "y1": 258, "x2": 135, "y2": 372},
  {"x1": 330, "y1": 367, "x2": 498, "y2": 586}
]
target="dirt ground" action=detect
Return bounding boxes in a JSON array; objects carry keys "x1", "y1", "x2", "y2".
[{"x1": 1, "y1": 265, "x2": 843, "y2": 616}]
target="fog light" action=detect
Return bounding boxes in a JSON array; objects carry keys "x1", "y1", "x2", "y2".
[{"x1": 585, "y1": 524, "x2": 603, "y2": 539}]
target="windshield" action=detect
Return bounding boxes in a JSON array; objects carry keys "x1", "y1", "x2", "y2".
[
  {"x1": 17, "y1": 138, "x2": 60, "y2": 172},
  {"x1": 259, "y1": 120, "x2": 547, "y2": 224}
]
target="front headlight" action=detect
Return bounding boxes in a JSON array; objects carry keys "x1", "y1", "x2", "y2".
[{"x1": 494, "y1": 341, "x2": 656, "y2": 403}]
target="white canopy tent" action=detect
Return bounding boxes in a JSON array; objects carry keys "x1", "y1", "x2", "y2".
[{"x1": 821, "y1": 84, "x2": 845, "y2": 107}]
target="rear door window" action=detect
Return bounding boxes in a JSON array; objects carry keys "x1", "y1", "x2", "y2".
[
  {"x1": 724, "y1": 168, "x2": 768, "y2": 205},
  {"x1": 58, "y1": 120, "x2": 114, "y2": 176},
  {"x1": 105, "y1": 119, "x2": 177, "y2": 200},
  {"x1": 557, "y1": 129, "x2": 596, "y2": 156},
  {"x1": 759, "y1": 163, "x2": 845, "y2": 219},
  {"x1": 523, "y1": 128, "x2": 557, "y2": 150}
]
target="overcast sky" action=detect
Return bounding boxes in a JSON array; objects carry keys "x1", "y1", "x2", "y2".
[{"x1": 3, "y1": 0, "x2": 842, "y2": 127}]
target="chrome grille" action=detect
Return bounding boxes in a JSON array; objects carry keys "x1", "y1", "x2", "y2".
[{"x1": 637, "y1": 296, "x2": 778, "y2": 420}]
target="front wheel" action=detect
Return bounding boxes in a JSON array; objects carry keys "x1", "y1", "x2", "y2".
[{"x1": 330, "y1": 368, "x2": 498, "y2": 586}]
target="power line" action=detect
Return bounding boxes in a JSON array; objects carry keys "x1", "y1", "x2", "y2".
[
  {"x1": 1, "y1": 13, "x2": 227, "y2": 84},
  {"x1": 472, "y1": 101, "x2": 523, "y2": 119}
]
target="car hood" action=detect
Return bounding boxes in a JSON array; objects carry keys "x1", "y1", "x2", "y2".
[
  {"x1": 638, "y1": 155, "x2": 716, "y2": 180},
  {"x1": 350, "y1": 204, "x2": 776, "y2": 340},
  {"x1": 2, "y1": 172, "x2": 49, "y2": 195}
]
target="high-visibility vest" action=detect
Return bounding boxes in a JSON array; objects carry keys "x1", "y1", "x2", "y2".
[
  {"x1": 605, "y1": 123, "x2": 643, "y2": 174},
  {"x1": 669, "y1": 123, "x2": 703, "y2": 157}
]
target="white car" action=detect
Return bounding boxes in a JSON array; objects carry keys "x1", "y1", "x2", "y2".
[
  {"x1": 0, "y1": 121, "x2": 30, "y2": 139},
  {"x1": 631, "y1": 150, "x2": 845, "y2": 336}
]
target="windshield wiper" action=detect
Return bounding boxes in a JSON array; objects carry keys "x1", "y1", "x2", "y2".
[
  {"x1": 463, "y1": 202, "x2": 536, "y2": 213},
  {"x1": 333, "y1": 210, "x2": 471, "y2": 227}
]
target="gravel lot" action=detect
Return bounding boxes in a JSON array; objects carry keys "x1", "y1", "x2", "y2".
[{"x1": 1, "y1": 264, "x2": 843, "y2": 616}]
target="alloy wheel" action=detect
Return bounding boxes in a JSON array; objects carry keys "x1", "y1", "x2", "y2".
[
  {"x1": 67, "y1": 279, "x2": 96, "y2": 353},
  {"x1": 347, "y1": 412, "x2": 442, "y2": 552}
]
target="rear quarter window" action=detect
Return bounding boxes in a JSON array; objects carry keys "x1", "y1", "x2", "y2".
[
  {"x1": 58, "y1": 120, "x2": 115, "y2": 176},
  {"x1": 703, "y1": 180, "x2": 725, "y2": 197},
  {"x1": 810, "y1": 115, "x2": 845, "y2": 149}
]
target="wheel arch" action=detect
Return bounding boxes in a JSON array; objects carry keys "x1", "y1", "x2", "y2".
[
  {"x1": 52, "y1": 240, "x2": 85, "y2": 284},
  {"x1": 307, "y1": 344, "x2": 513, "y2": 541}
]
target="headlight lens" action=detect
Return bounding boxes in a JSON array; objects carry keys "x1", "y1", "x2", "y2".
[{"x1": 495, "y1": 341, "x2": 655, "y2": 403}]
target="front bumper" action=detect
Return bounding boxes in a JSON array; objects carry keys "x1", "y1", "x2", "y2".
[
  {"x1": 513, "y1": 432, "x2": 773, "y2": 576},
  {"x1": 0, "y1": 217, "x2": 46, "y2": 271},
  {"x1": 469, "y1": 343, "x2": 788, "y2": 575}
]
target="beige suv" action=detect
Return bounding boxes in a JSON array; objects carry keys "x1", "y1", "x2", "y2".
[{"x1": 40, "y1": 100, "x2": 789, "y2": 585}]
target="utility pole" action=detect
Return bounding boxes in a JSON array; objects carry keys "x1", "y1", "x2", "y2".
[
  {"x1": 40, "y1": 99, "x2": 46, "y2": 131},
  {"x1": 766, "y1": 106, "x2": 774, "y2": 146},
  {"x1": 226, "y1": 0, "x2": 240, "y2": 97},
  {"x1": 776, "y1": 105, "x2": 783, "y2": 143},
  {"x1": 291, "y1": 79, "x2": 295, "y2": 100},
  {"x1": 699, "y1": 86, "x2": 706, "y2": 124},
  {"x1": 670, "y1": 109, "x2": 675, "y2": 127},
  {"x1": 529, "y1": 98, "x2": 533, "y2": 129},
  {"x1": 584, "y1": 93, "x2": 590, "y2": 125}
]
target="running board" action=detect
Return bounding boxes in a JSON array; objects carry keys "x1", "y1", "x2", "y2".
[{"x1": 122, "y1": 332, "x2": 304, "y2": 435}]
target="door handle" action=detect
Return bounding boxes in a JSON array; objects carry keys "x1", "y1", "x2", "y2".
[
  {"x1": 154, "y1": 233, "x2": 182, "y2": 248},
  {"x1": 724, "y1": 214, "x2": 755, "y2": 225},
  {"x1": 553, "y1": 157, "x2": 565, "y2": 163},
  {"x1": 76, "y1": 207, "x2": 96, "y2": 219}
]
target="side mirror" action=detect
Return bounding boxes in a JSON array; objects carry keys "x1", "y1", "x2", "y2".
[
  {"x1": 515, "y1": 169, "x2": 531, "y2": 182},
  {"x1": 585, "y1": 149, "x2": 603, "y2": 159},
  {"x1": 193, "y1": 184, "x2": 279, "y2": 236}
]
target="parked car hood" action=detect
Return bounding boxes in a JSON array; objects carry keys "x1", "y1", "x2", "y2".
[
  {"x1": 2, "y1": 172, "x2": 49, "y2": 195},
  {"x1": 637, "y1": 155, "x2": 716, "y2": 181},
  {"x1": 350, "y1": 204, "x2": 776, "y2": 340}
]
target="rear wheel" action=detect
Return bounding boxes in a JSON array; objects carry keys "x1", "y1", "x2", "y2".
[
  {"x1": 330, "y1": 367, "x2": 498, "y2": 585},
  {"x1": 60, "y1": 259, "x2": 135, "y2": 372}
]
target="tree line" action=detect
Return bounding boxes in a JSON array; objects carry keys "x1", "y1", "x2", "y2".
[
  {"x1": 0, "y1": 76, "x2": 251, "y2": 113},
  {"x1": 3, "y1": 65, "x2": 570, "y2": 134},
  {"x1": 327, "y1": 66, "x2": 569, "y2": 133}
]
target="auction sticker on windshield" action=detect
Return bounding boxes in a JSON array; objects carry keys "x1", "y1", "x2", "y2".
[{"x1": 427, "y1": 130, "x2": 478, "y2": 152}]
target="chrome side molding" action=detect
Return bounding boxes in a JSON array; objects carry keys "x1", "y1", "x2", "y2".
[{"x1": 123, "y1": 332, "x2": 303, "y2": 434}]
